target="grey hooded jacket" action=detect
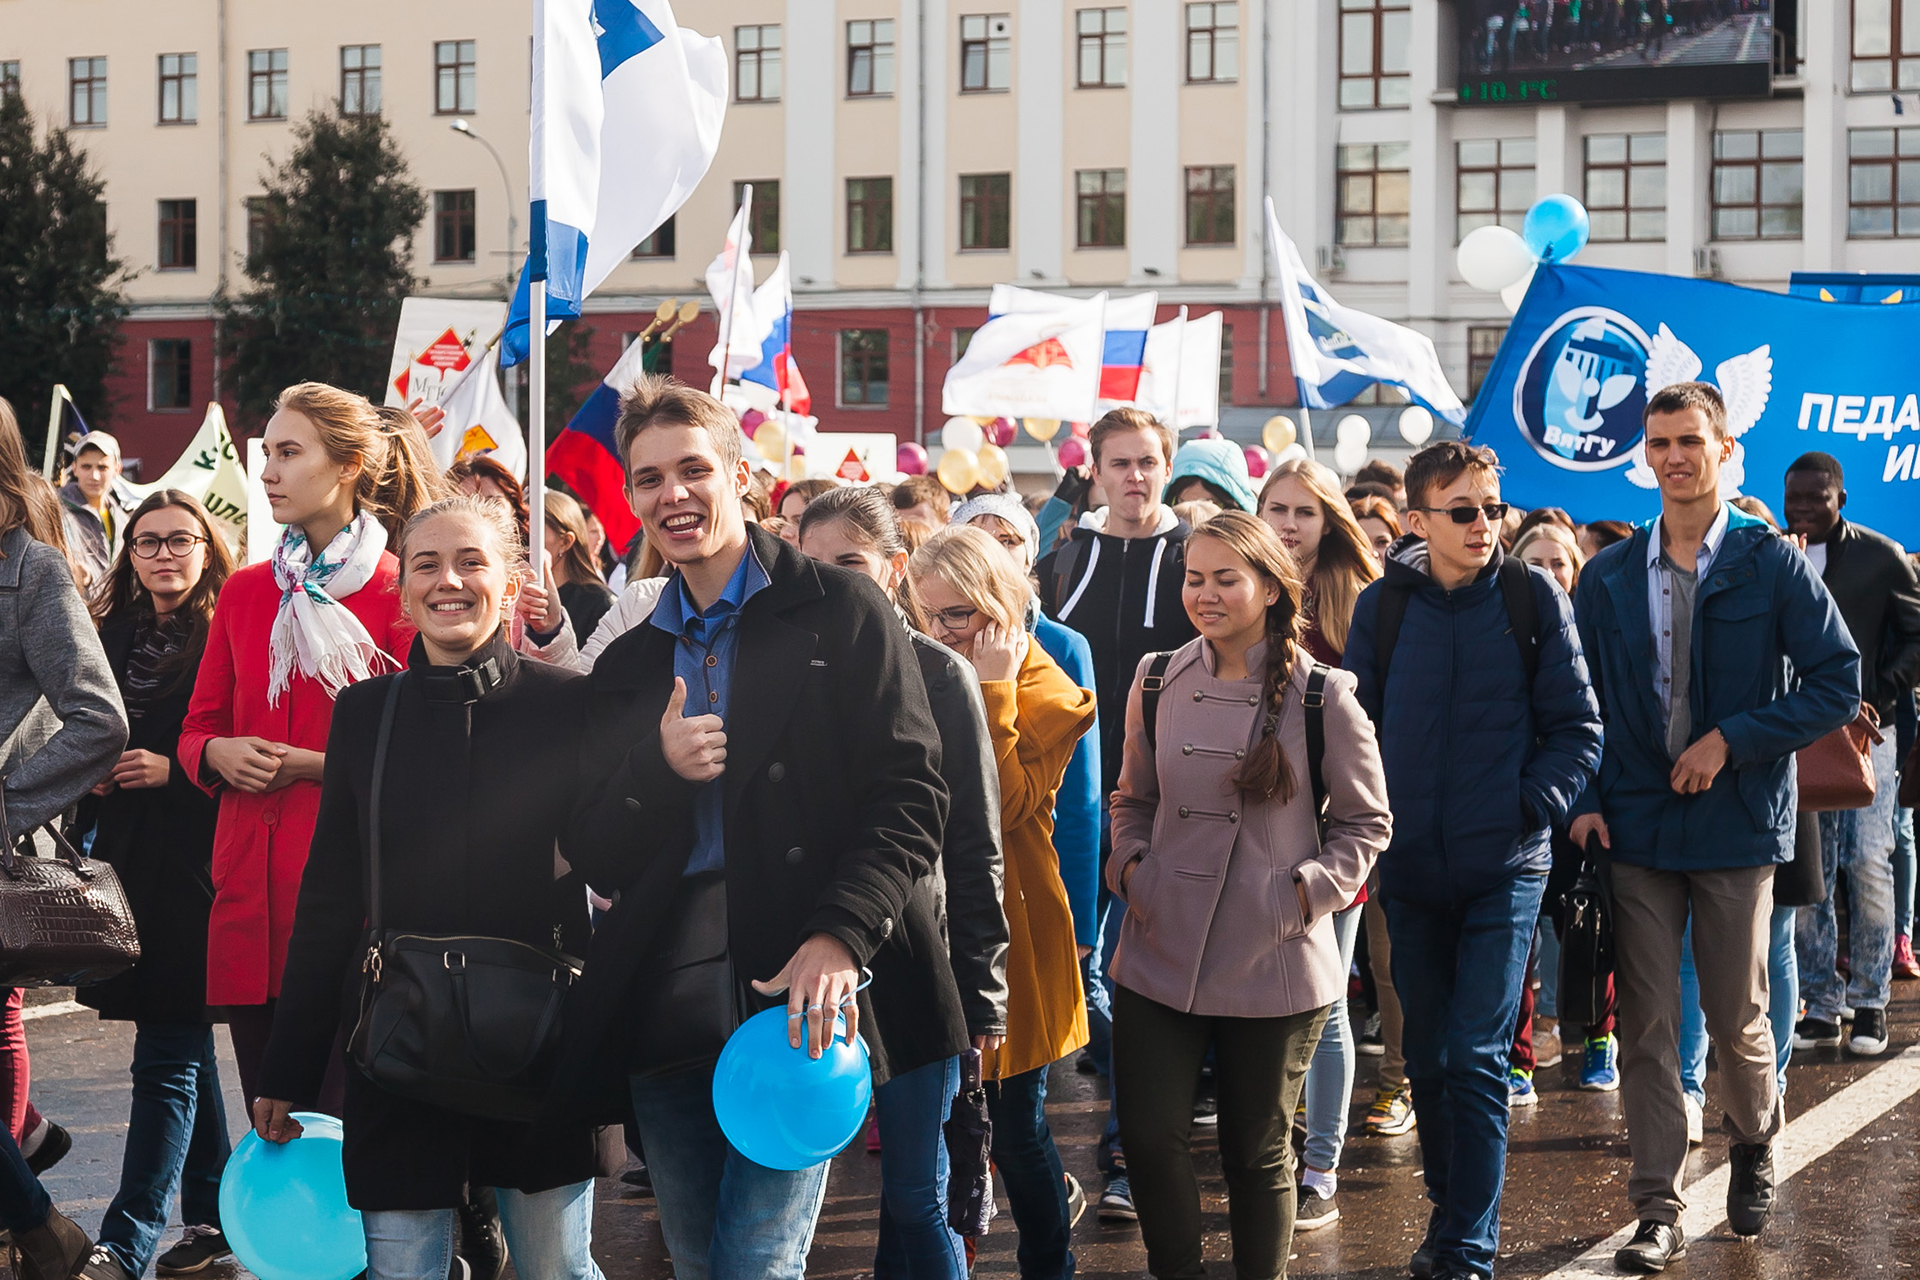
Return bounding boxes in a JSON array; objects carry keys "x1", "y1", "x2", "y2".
[{"x1": 0, "y1": 526, "x2": 127, "y2": 833}]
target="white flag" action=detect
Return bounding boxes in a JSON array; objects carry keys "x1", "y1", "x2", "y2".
[
  {"x1": 435, "y1": 345, "x2": 528, "y2": 480},
  {"x1": 706, "y1": 197, "x2": 774, "y2": 381},
  {"x1": 125, "y1": 404, "x2": 249, "y2": 551},
  {"x1": 942, "y1": 294, "x2": 1108, "y2": 422},
  {"x1": 1137, "y1": 310, "x2": 1224, "y2": 430}
]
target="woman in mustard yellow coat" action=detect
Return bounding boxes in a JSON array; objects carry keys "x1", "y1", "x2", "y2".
[{"x1": 912, "y1": 524, "x2": 1096, "y2": 1280}]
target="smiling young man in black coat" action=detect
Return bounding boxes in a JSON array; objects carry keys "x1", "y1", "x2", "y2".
[{"x1": 557, "y1": 376, "x2": 964, "y2": 1280}]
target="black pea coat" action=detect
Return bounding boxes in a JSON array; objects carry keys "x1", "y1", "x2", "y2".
[
  {"x1": 77, "y1": 614, "x2": 218, "y2": 1025},
  {"x1": 551, "y1": 527, "x2": 967, "y2": 1121},
  {"x1": 258, "y1": 635, "x2": 597, "y2": 1211}
]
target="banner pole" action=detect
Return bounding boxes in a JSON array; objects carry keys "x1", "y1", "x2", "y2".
[
  {"x1": 530, "y1": 279, "x2": 547, "y2": 589},
  {"x1": 1170, "y1": 306, "x2": 1189, "y2": 433},
  {"x1": 712, "y1": 185, "x2": 753, "y2": 397},
  {"x1": 42, "y1": 386, "x2": 65, "y2": 479}
]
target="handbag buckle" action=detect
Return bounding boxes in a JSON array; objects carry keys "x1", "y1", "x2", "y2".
[
  {"x1": 364, "y1": 945, "x2": 383, "y2": 983},
  {"x1": 443, "y1": 952, "x2": 465, "y2": 974}
]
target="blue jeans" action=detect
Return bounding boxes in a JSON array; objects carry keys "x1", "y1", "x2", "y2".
[
  {"x1": 873, "y1": 1055, "x2": 966, "y2": 1280},
  {"x1": 1799, "y1": 731, "x2": 1900, "y2": 1018},
  {"x1": 1096, "y1": 896, "x2": 1127, "y2": 1176},
  {"x1": 1894, "y1": 806, "x2": 1915, "y2": 938},
  {"x1": 1303, "y1": 904, "x2": 1362, "y2": 1174},
  {"x1": 0, "y1": 1122, "x2": 49, "y2": 1233},
  {"x1": 1679, "y1": 906, "x2": 1796, "y2": 1105},
  {"x1": 1385, "y1": 873, "x2": 1547, "y2": 1280},
  {"x1": 986, "y1": 1065, "x2": 1075, "y2": 1280},
  {"x1": 628, "y1": 1064, "x2": 831, "y2": 1280},
  {"x1": 363, "y1": 1181, "x2": 602, "y2": 1280},
  {"x1": 1534, "y1": 923, "x2": 1561, "y2": 1021},
  {"x1": 95, "y1": 1022, "x2": 231, "y2": 1276}
]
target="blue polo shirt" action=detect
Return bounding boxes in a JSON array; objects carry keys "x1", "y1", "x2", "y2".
[{"x1": 649, "y1": 544, "x2": 771, "y2": 875}]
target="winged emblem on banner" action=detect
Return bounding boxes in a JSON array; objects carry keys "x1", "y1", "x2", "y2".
[{"x1": 1623, "y1": 324, "x2": 1772, "y2": 497}]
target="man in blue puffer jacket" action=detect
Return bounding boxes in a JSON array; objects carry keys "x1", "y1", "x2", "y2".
[{"x1": 1344, "y1": 441, "x2": 1602, "y2": 1280}]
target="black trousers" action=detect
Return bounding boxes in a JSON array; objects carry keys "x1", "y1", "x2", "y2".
[{"x1": 1113, "y1": 984, "x2": 1329, "y2": 1280}]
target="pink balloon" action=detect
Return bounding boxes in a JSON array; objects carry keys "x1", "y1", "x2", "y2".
[
  {"x1": 1057, "y1": 438, "x2": 1089, "y2": 469},
  {"x1": 991, "y1": 417, "x2": 1018, "y2": 447},
  {"x1": 739, "y1": 409, "x2": 765, "y2": 438},
  {"x1": 1196, "y1": 427, "x2": 1223, "y2": 440},
  {"x1": 896, "y1": 442, "x2": 930, "y2": 476},
  {"x1": 1069, "y1": 420, "x2": 1091, "y2": 439},
  {"x1": 1243, "y1": 445, "x2": 1270, "y2": 480}
]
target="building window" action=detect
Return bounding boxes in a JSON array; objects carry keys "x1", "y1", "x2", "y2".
[
  {"x1": 245, "y1": 197, "x2": 273, "y2": 261},
  {"x1": 1852, "y1": 0, "x2": 1920, "y2": 91},
  {"x1": 1076, "y1": 169, "x2": 1126, "y2": 247},
  {"x1": 158, "y1": 53, "x2": 196, "y2": 124},
  {"x1": 954, "y1": 327, "x2": 978, "y2": 360},
  {"x1": 1848, "y1": 127, "x2": 1920, "y2": 237},
  {"x1": 961, "y1": 14, "x2": 1012, "y2": 92},
  {"x1": 69, "y1": 57, "x2": 107, "y2": 127},
  {"x1": 735, "y1": 180, "x2": 780, "y2": 252},
  {"x1": 1351, "y1": 382, "x2": 1409, "y2": 406},
  {"x1": 735, "y1": 26, "x2": 782, "y2": 102},
  {"x1": 435, "y1": 40, "x2": 476, "y2": 114},
  {"x1": 247, "y1": 49, "x2": 287, "y2": 121},
  {"x1": 1585, "y1": 133, "x2": 1666, "y2": 242},
  {"x1": 1455, "y1": 138, "x2": 1535, "y2": 242},
  {"x1": 848, "y1": 20, "x2": 895, "y2": 96},
  {"x1": 157, "y1": 200, "x2": 197, "y2": 270},
  {"x1": 1077, "y1": 9, "x2": 1127, "y2": 88},
  {"x1": 1339, "y1": 0, "x2": 1411, "y2": 109},
  {"x1": 1712, "y1": 129, "x2": 1803, "y2": 241},
  {"x1": 960, "y1": 173, "x2": 1011, "y2": 250},
  {"x1": 847, "y1": 177, "x2": 894, "y2": 253},
  {"x1": 1467, "y1": 325, "x2": 1507, "y2": 399},
  {"x1": 434, "y1": 190, "x2": 476, "y2": 262},
  {"x1": 1218, "y1": 322, "x2": 1235, "y2": 402},
  {"x1": 1186, "y1": 165, "x2": 1237, "y2": 245},
  {"x1": 341, "y1": 45, "x2": 382, "y2": 117},
  {"x1": 631, "y1": 214, "x2": 675, "y2": 259},
  {"x1": 1, "y1": 62, "x2": 20, "y2": 101},
  {"x1": 150, "y1": 340, "x2": 192, "y2": 411},
  {"x1": 840, "y1": 330, "x2": 890, "y2": 407},
  {"x1": 1187, "y1": 3, "x2": 1239, "y2": 83},
  {"x1": 1337, "y1": 145, "x2": 1408, "y2": 246}
]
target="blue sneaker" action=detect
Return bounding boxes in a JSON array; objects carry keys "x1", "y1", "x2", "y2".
[
  {"x1": 1580, "y1": 1033, "x2": 1620, "y2": 1091},
  {"x1": 1506, "y1": 1067, "x2": 1537, "y2": 1107}
]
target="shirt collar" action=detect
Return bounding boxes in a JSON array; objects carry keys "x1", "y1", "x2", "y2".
[
  {"x1": 651, "y1": 543, "x2": 770, "y2": 638},
  {"x1": 1648, "y1": 503, "x2": 1731, "y2": 570}
]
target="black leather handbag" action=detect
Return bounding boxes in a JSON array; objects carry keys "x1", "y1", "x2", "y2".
[
  {"x1": 0, "y1": 784, "x2": 140, "y2": 988},
  {"x1": 1557, "y1": 834, "x2": 1615, "y2": 1030},
  {"x1": 626, "y1": 869, "x2": 754, "y2": 1079},
  {"x1": 348, "y1": 679, "x2": 581, "y2": 1122}
]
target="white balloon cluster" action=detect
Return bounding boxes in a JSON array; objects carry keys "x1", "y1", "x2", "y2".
[{"x1": 1333, "y1": 414, "x2": 1371, "y2": 476}]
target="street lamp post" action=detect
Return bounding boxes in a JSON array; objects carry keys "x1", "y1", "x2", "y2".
[{"x1": 450, "y1": 119, "x2": 518, "y2": 281}]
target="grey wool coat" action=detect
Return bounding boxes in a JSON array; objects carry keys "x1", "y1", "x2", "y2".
[{"x1": 0, "y1": 527, "x2": 127, "y2": 833}]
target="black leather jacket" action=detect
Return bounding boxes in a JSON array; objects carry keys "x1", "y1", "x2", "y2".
[{"x1": 1815, "y1": 518, "x2": 1920, "y2": 722}]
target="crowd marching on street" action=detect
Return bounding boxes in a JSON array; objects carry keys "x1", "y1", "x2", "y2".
[{"x1": 1, "y1": 367, "x2": 1918, "y2": 1280}]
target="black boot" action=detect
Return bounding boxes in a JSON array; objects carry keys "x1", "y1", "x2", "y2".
[
  {"x1": 456, "y1": 1188, "x2": 508, "y2": 1280},
  {"x1": 1614, "y1": 1221, "x2": 1686, "y2": 1273},
  {"x1": 1409, "y1": 1203, "x2": 1444, "y2": 1278},
  {"x1": 1727, "y1": 1141, "x2": 1776, "y2": 1236},
  {"x1": 10, "y1": 1208, "x2": 92, "y2": 1280}
]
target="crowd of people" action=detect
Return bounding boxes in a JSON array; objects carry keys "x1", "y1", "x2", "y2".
[{"x1": 0, "y1": 369, "x2": 1914, "y2": 1280}]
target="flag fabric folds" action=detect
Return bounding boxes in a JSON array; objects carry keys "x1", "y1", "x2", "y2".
[
  {"x1": 739, "y1": 252, "x2": 811, "y2": 415},
  {"x1": 1265, "y1": 198, "x2": 1466, "y2": 425},
  {"x1": 706, "y1": 199, "x2": 776, "y2": 383},
  {"x1": 990, "y1": 285, "x2": 1157, "y2": 407},
  {"x1": 125, "y1": 404, "x2": 250, "y2": 548},
  {"x1": 943, "y1": 293, "x2": 1108, "y2": 422},
  {"x1": 548, "y1": 338, "x2": 648, "y2": 555},
  {"x1": 503, "y1": 0, "x2": 727, "y2": 366},
  {"x1": 1137, "y1": 310, "x2": 1225, "y2": 430},
  {"x1": 433, "y1": 345, "x2": 528, "y2": 480}
]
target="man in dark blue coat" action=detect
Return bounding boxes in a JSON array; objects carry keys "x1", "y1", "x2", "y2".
[
  {"x1": 1345, "y1": 441, "x2": 1602, "y2": 1280},
  {"x1": 1570, "y1": 383, "x2": 1858, "y2": 1273}
]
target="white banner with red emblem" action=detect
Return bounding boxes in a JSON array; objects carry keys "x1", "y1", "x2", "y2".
[
  {"x1": 941, "y1": 293, "x2": 1107, "y2": 423},
  {"x1": 383, "y1": 298, "x2": 509, "y2": 410}
]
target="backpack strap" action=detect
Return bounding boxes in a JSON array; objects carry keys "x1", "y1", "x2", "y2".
[
  {"x1": 1304, "y1": 663, "x2": 1330, "y2": 839},
  {"x1": 1140, "y1": 651, "x2": 1176, "y2": 754},
  {"x1": 1048, "y1": 535, "x2": 1091, "y2": 617},
  {"x1": 1372, "y1": 582, "x2": 1412, "y2": 706},
  {"x1": 1498, "y1": 556, "x2": 1542, "y2": 690}
]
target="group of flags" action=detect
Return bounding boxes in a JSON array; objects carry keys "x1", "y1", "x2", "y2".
[{"x1": 704, "y1": 192, "x2": 811, "y2": 416}]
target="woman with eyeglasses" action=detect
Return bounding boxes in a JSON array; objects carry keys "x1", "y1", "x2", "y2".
[
  {"x1": 75, "y1": 492, "x2": 239, "y2": 1280},
  {"x1": 910, "y1": 526, "x2": 1097, "y2": 1280}
]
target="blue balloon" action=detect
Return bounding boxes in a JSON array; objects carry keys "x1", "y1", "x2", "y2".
[
  {"x1": 218, "y1": 1112, "x2": 366, "y2": 1280},
  {"x1": 713, "y1": 1006, "x2": 873, "y2": 1170},
  {"x1": 1523, "y1": 195, "x2": 1591, "y2": 264}
]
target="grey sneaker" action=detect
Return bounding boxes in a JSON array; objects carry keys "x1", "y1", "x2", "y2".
[
  {"x1": 1295, "y1": 1186, "x2": 1340, "y2": 1231},
  {"x1": 1097, "y1": 1174, "x2": 1137, "y2": 1222},
  {"x1": 155, "y1": 1227, "x2": 231, "y2": 1276}
]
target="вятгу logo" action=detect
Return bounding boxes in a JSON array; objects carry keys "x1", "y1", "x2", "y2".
[{"x1": 1512, "y1": 309, "x2": 1653, "y2": 472}]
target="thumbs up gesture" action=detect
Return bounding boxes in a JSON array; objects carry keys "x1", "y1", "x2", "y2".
[{"x1": 660, "y1": 677, "x2": 728, "y2": 783}]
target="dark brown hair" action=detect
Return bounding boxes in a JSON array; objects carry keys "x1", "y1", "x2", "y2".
[
  {"x1": 1404, "y1": 440, "x2": 1502, "y2": 510},
  {"x1": 446, "y1": 454, "x2": 530, "y2": 548},
  {"x1": 892, "y1": 474, "x2": 952, "y2": 523},
  {"x1": 614, "y1": 373, "x2": 742, "y2": 475},
  {"x1": 1350, "y1": 494, "x2": 1403, "y2": 539},
  {"x1": 1089, "y1": 407, "x2": 1174, "y2": 469},
  {"x1": 0, "y1": 398, "x2": 68, "y2": 555},
  {"x1": 1644, "y1": 380, "x2": 1727, "y2": 438},
  {"x1": 1352, "y1": 458, "x2": 1404, "y2": 492},
  {"x1": 1581, "y1": 519, "x2": 1633, "y2": 552},
  {"x1": 780, "y1": 478, "x2": 840, "y2": 515},
  {"x1": 370, "y1": 405, "x2": 455, "y2": 540},
  {"x1": 92, "y1": 490, "x2": 236, "y2": 689},
  {"x1": 542, "y1": 489, "x2": 604, "y2": 589}
]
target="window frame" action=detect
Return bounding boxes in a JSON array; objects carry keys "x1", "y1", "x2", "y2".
[
  {"x1": 630, "y1": 214, "x2": 676, "y2": 259},
  {"x1": 1710, "y1": 129, "x2": 1804, "y2": 241},
  {"x1": 735, "y1": 25, "x2": 783, "y2": 103},
  {"x1": 959, "y1": 172, "x2": 1012, "y2": 251},
  {"x1": 245, "y1": 196, "x2": 274, "y2": 263},
  {"x1": 158, "y1": 53, "x2": 196, "y2": 125},
  {"x1": 839, "y1": 329, "x2": 891, "y2": 408},
  {"x1": 846, "y1": 177, "x2": 895, "y2": 254},
  {"x1": 1, "y1": 62, "x2": 20, "y2": 101},
  {"x1": 1186, "y1": 165, "x2": 1237, "y2": 246},
  {"x1": 247, "y1": 48, "x2": 288, "y2": 122},
  {"x1": 1337, "y1": 144, "x2": 1411, "y2": 247},
  {"x1": 158, "y1": 199, "x2": 197, "y2": 271},
  {"x1": 1849, "y1": 0, "x2": 1920, "y2": 92},
  {"x1": 734, "y1": 180, "x2": 781, "y2": 254},
  {"x1": 1217, "y1": 321, "x2": 1235, "y2": 402},
  {"x1": 1846, "y1": 127, "x2": 1920, "y2": 238},
  {"x1": 69, "y1": 56, "x2": 107, "y2": 127},
  {"x1": 960, "y1": 14, "x2": 1012, "y2": 93},
  {"x1": 1583, "y1": 132, "x2": 1668, "y2": 243},
  {"x1": 149, "y1": 339, "x2": 193, "y2": 413},
  {"x1": 433, "y1": 189, "x2": 477, "y2": 263},
  {"x1": 340, "y1": 44, "x2": 382, "y2": 118},
  {"x1": 1454, "y1": 137, "x2": 1536, "y2": 243},
  {"x1": 434, "y1": 40, "x2": 476, "y2": 115},
  {"x1": 1467, "y1": 325, "x2": 1507, "y2": 399},
  {"x1": 1076, "y1": 8, "x2": 1128, "y2": 89},
  {"x1": 847, "y1": 19, "x2": 895, "y2": 97},
  {"x1": 1186, "y1": 3, "x2": 1240, "y2": 84},
  {"x1": 1076, "y1": 168, "x2": 1127, "y2": 248},
  {"x1": 1337, "y1": 0, "x2": 1411, "y2": 110}
]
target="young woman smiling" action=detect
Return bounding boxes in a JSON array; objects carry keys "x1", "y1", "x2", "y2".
[
  {"x1": 1107, "y1": 511, "x2": 1389, "y2": 1280},
  {"x1": 255, "y1": 495, "x2": 602, "y2": 1280}
]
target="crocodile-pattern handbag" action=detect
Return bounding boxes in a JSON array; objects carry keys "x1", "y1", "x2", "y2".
[{"x1": 0, "y1": 782, "x2": 140, "y2": 988}]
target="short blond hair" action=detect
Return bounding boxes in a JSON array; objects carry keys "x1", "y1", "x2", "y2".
[{"x1": 909, "y1": 524, "x2": 1031, "y2": 630}]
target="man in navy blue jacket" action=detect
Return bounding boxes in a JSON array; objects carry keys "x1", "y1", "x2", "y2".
[
  {"x1": 1345, "y1": 441, "x2": 1603, "y2": 1280},
  {"x1": 1570, "y1": 383, "x2": 1859, "y2": 1273}
]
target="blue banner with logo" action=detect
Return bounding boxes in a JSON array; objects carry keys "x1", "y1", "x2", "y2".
[{"x1": 1465, "y1": 264, "x2": 1920, "y2": 546}]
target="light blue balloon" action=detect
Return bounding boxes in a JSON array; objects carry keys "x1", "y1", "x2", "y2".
[
  {"x1": 713, "y1": 1006, "x2": 873, "y2": 1170},
  {"x1": 218, "y1": 1112, "x2": 367, "y2": 1280},
  {"x1": 1523, "y1": 195, "x2": 1591, "y2": 264}
]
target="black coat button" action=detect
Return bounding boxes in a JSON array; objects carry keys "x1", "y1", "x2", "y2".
[
  {"x1": 785, "y1": 846, "x2": 804, "y2": 864},
  {"x1": 769, "y1": 762, "x2": 786, "y2": 782},
  {"x1": 624, "y1": 797, "x2": 642, "y2": 811},
  {"x1": 1179, "y1": 806, "x2": 1191, "y2": 818}
]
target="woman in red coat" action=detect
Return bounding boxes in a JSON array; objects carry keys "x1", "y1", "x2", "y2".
[{"x1": 179, "y1": 384, "x2": 423, "y2": 1111}]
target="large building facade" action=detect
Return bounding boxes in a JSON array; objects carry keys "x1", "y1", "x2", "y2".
[{"x1": 2, "y1": 1, "x2": 1911, "y2": 472}]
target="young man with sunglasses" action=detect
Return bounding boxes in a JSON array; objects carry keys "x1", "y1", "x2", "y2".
[{"x1": 1344, "y1": 440, "x2": 1602, "y2": 1280}]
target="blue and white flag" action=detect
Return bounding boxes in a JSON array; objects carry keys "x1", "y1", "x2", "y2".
[
  {"x1": 1265, "y1": 198, "x2": 1465, "y2": 425},
  {"x1": 1466, "y1": 262, "x2": 1920, "y2": 544},
  {"x1": 503, "y1": 0, "x2": 727, "y2": 366}
]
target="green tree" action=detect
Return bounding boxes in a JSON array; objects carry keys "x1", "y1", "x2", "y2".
[
  {"x1": 217, "y1": 110, "x2": 426, "y2": 419},
  {"x1": 542, "y1": 322, "x2": 600, "y2": 441},
  {"x1": 0, "y1": 93, "x2": 129, "y2": 461}
]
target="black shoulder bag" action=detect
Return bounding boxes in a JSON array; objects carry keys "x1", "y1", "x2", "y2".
[
  {"x1": 1556, "y1": 833, "x2": 1614, "y2": 1029},
  {"x1": 0, "y1": 785, "x2": 140, "y2": 988},
  {"x1": 348, "y1": 677, "x2": 582, "y2": 1122}
]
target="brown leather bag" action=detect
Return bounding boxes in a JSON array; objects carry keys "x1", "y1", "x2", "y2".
[
  {"x1": 1796, "y1": 711, "x2": 1883, "y2": 813},
  {"x1": 0, "y1": 783, "x2": 140, "y2": 987}
]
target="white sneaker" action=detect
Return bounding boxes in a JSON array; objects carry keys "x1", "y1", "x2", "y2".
[{"x1": 1684, "y1": 1095, "x2": 1704, "y2": 1146}]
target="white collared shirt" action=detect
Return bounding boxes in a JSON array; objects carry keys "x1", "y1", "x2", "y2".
[{"x1": 1647, "y1": 504, "x2": 1731, "y2": 723}]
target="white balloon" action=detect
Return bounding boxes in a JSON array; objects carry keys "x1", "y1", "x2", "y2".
[
  {"x1": 1456, "y1": 225, "x2": 1536, "y2": 293},
  {"x1": 1275, "y1": 442, "x2": 1308, "y2": 465},
  {"x1": 1336, "y1": 414, "x2": 1372, "y2": 446},
  {"x1": 1332, "y1": 436, "x2": 1369, "y2": 476},
  {"x1": 1501, "y1": 265, "x2": 1536, "y2": 315},
  {"x1": 1398, "y1": 405, "x2": 1434, "y2": 446},
  {"x1": 941, "y1": 416, "x2": 985, "y2": 453}
]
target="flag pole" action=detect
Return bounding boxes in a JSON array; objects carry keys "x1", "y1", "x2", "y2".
[
  {"x1": 712, "y1": 185, "x2": 753, "y2": 397},
  {"x1": 42, "y1": 386, "x2": 66, "y2": 479},
  {"x1": 1170, "y1": 306, "x2": 1189, "y2": 433}
]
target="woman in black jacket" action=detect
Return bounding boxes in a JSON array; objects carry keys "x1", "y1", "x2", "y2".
[
  {"x1": 77, "y1": 492, "x2": 237, "y2": 1280},
  {"x1": 254, "y1": 495, "x2": 603, "y2": 1280},
  {"x1": 796, "y1": 485, "x2": 1009, "y2": 1280},
  {"x1": 542, "y1": 491, "x2": 615, "y2": 646}
]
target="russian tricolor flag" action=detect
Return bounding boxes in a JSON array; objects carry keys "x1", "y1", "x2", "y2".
[
  {"x1": 989, "y1": 284, "x2": 1157, "y2": 407},
  {"x1": 547, "y1": 338, "x2": 648, "y2": 554},
  {"x1": 739, "y1": 252, "x2": 811, "y2": 415}
]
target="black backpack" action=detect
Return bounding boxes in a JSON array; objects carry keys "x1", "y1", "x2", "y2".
[{"x1": 1370, "y1": 557, "x2": 1543, "y2": 703}]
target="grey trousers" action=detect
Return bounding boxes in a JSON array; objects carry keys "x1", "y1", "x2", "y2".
[
  {"x1": 1363, "y1": 891, "x2": 1407, "y2": 1089},
  {"x1": 1608, "y1": 861, "x2": 1784, "y2": 1224}
]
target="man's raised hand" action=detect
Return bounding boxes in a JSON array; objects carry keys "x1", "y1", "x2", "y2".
[{"x1": 660, "y1": 677, "x2": 727, "y2": 783}]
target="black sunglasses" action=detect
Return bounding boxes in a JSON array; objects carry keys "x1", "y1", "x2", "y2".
[{"x1": 1412, "y1": 502, "x2": 1510, "y2": 525}]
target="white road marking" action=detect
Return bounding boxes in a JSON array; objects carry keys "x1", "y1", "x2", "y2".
[{"x1": 1541, "y1": 1041, "x2": 1920, "y2": 1277}]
